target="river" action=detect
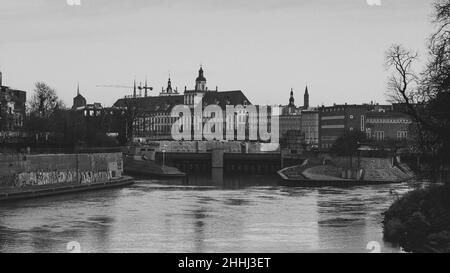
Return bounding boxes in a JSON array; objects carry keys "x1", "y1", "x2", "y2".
[{"x1": 0, "y1": 174, "x2": 427, "y2": 253}]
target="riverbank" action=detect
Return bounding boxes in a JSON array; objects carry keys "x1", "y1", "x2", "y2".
[
  {"x1": 0, "y1": 152, "x2": 133, "y2": 202},
  {"x1": 383, "y1": 184, "x2": 450, "y2": 253},
  {"x1": 0, "y1": 176, "x2": 134, "y2": 202},
  {"x1": 278, "y1": 156, "x2": 414, "y2": 186}
]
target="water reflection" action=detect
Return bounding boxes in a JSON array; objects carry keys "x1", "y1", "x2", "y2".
[{"x1": 0, "y1": 174, "x2": 427, "y2": 253}]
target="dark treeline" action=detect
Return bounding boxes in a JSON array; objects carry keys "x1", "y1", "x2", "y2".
[
  {"x1": 383, "y1": 0, "x2": 450, "y2": 253},
  {"x1": 4, "y1": 81, "x2": 129, "y2": 152}
]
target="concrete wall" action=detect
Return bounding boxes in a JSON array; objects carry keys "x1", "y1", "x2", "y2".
[
  {"x1": 326, "y1": 156, "x2": 393, "y2": 170},
  {"x1": 0, "y1": 153, "x2": 122, "y2": 188},
  {"x1": 137, "y1": 141, "x2": 242, "y2": 153}
]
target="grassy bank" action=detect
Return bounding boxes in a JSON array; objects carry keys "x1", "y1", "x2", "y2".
[{"x1": 383, "y1": 184, "x2": 450, "y2": 253}]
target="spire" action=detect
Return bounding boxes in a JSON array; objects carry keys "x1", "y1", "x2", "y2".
[
  {"x1": 145, "y1": 78, "x2": 148, "y2": 97},
  {"x1": 167, "y1": 77, "x2": 172, "y2": 93},
  {"x1": 197, "y1": 65, "x2": 205, "y2": 80},
  {"x1": 133, "y1": 79, "x2": 137, "y2": 98},
  {"x1": 72, "y1": 81, "x2": 86, "y2": 110},
  {"x1": 304, "y1": 85, "x2": 310, "y2": 109}
]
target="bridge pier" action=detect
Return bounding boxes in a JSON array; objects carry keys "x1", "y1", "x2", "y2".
[{"x1": 211, "y1": 149, "x2": 225, "y2": 184}]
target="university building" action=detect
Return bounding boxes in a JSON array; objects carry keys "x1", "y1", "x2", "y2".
[
  {"x1": 318, "y1": 102, "x2": 414, "y2": 151},
  {"x1": 113, "y1": 67, "x2": 254, "y2": 142},
  {"x1": 365, "y1": 111, "x2": 413, "y2": 142}
]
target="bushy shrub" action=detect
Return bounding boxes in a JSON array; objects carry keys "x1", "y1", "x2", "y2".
[{"x1": 383, "y1": 184, "x2": 450, "y2": 252}]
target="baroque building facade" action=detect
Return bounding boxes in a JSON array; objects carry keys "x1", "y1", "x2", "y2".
[{"x1": 113, "y1": 67, "x2": 257, "y2": 142}]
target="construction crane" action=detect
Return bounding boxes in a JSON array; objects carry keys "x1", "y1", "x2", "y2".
[{"x1": 96, "y1": 80, "x2": 153, "y2": 97}]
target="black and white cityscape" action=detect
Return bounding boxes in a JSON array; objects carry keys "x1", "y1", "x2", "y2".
[{"x1": 1, "y1": 0, "x2": 450, "y2": 256}]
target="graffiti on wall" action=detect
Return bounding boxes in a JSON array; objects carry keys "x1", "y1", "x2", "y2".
[
  {"x1": 0, "y1": 153, "x2": 123, "y2": 189},
  {"x1": 79, "y1": 171, "x2": 111, "y2": 184},
  {"x1": 15, "y1": 170, "x2": 114, "y2": 187}
]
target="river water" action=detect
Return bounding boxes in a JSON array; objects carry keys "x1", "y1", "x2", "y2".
[{"x1": 0, "y1": 174, "x2": 427, "y2": 253}]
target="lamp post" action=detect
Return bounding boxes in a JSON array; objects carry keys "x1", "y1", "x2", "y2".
[
  {"x1": 162, "y1": 144, "x2": 167, "y2": 169},
  {"x1": 357, "y1": 141, "x2": 361, "y2": 172}
]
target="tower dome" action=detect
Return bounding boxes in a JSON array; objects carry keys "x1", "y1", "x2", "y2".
[
  {"x1": 289, "y1": 88, "x2": 295, "y2": 107},
  {"x1": 196, "y1": 66, "x2": 206, "y2": 82}
]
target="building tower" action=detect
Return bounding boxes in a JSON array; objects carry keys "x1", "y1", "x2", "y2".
[
  {"x1": 133, "y1": 79, "x2": 137, "y2": 98},
  {"x1": 195, "y1": 66, "x2": 207, "y2": 91},
  {"x1": 0, "y1": 70, "x2": 2, "y2": 87},
  {"x1": 288, "y1": 88, "x2": 295, "y2": 107},
  {"x1": 160, "y1": 77, "x2": 178, "y2": 96},
  {"x1": 72, "y1": 82, "x2": 87, "y2": 110},
  {"x1": 167, "y1": 77, "x2": 173, "y2": 94},
  {"x1": 304, "y1": 85, "x2": 309, "y2": 109}
]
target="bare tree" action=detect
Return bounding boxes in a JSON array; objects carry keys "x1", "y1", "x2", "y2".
[
  {"x1": 426, "y1": 0, "x2": 450, "y2": 96},
  {"x1": 385, "y1": 0, "x2": 450, "y2": 177},
  {"x1": 25, "y1": 82, "x2": 66, "y2": 136},
  {"x1": 28, "y1": 82, "x2": 65, "y2": 118},
  {"x1": 385, "y1": 45, "x2": 420, "y2": 107},
  {"x1": 119, "y1": 97, "x2": 141, "y2": 143}
]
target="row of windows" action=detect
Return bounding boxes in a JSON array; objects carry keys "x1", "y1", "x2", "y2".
[
  {"x1": 302, "y1": 121, "x2": 319, "y2": 126},
  {"x1": 366, "y1": 118, "x2": 411, "y2": 124},
  {"x1": 322, "y1": 143, "x2": 333, "y2": 149},
  {"x1": 365, "y1": 130, "x2": 408, "y2": 140},
  {"x1": 184, "y1": 94, "x2": 197, "y2": 105},
  {"x1": 304, "y1": 132, "x2": 318, "y2": 140},
  {"x1": 133, "y1": 118, "x2": 268, "y2": 133},
  {"x1": 321, "y1": 115, "x2": 345, "y2": 120},
  {"x1": 321, "y1": 136, "x2": 339, "y2": 141}
]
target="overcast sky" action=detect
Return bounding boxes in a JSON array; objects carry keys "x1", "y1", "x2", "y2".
[{"x1": 0, "y1": 0, "x2": 435, "y2": 107}]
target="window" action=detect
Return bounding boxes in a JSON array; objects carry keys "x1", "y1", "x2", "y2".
[
  {"x1": 360, "y1": 115, "x2": 365, "y2": 131},
  {"x1": 366, "y1": 128, "x2": 372, "y2": 139},
  {"x1": 374, "y1": 131, "x2": 385, "y2": 141},
  {"x1": 397, "y1": 131, "x2": 408, "y2": 140}
]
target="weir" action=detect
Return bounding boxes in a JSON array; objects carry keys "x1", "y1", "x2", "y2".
[{"x1": 154, "y1": 150, "x2": 303, "y2": 174}]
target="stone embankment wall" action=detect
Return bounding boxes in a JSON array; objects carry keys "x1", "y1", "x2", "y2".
[
  {"x1": 0, "y1": 153, "x2": 123, "y2": 188},
  {"x1": 327, "y1": 156, "x2": 412, "y2": 181}
]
